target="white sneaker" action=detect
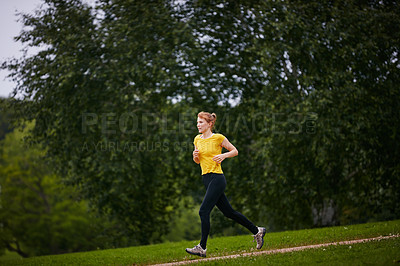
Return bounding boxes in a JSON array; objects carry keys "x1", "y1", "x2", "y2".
[
  {"x1": 253, "y1": 227, "x2": 266, "y2": 249},
  {"x1": 185, "y1": 244, "x2": 207, "y2": 257}
]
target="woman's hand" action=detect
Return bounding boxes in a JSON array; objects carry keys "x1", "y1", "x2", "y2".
[
  {"x1": 212, "y1": 138, "x2": 238, "y2": 164},
  {"x1": 212, "y1": 153, "x2": 226, "y2": 164},
  {"x1": 193, "y1": 148, "x2": 199, "y2": 158},
  {"x1": 193, "y1": 147, "x2": 200, "y2": 164}
]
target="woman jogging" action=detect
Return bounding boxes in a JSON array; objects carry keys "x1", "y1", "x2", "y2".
[{"x1": 185, "y1": 111, "x2": 266, "y2": 257}]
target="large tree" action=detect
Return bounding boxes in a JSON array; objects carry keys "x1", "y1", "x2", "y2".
[
  {"x1": 2, "y1": 0, "x2": 399, "y2": 244},
  {"x1": 229, "y1": 1, "x2": 400, "y2": 229},
  {"x1": 2, "y1": 0, "x2": 200, "y2": 245}
]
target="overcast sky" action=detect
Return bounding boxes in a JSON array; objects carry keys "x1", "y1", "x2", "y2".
[{"x1": 0, "y1": 0, "x2": 44, "y2": 98}]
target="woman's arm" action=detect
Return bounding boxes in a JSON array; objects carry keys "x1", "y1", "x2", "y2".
[{"x1": 212, "y1": 138, "x2": 238, "y2": 164}]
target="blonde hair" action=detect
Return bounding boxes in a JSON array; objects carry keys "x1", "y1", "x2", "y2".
[{"x1": 198, "y1": 111, "x2": 217, "y2": 130}]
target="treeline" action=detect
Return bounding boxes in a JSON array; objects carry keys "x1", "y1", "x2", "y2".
[
  {"x1": 1, "y1": 0, "x2": 399, "y2": 257},
  {"x1": 0, "y1": 98, "x2": 130, "y2": 257}
]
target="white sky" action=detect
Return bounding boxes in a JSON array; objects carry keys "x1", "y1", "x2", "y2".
[{"x1": 0, "y1": 0, "x2": 43, "y2": 98}]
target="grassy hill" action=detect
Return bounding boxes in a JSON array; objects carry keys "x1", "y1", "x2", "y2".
[{"x1": 2, "y1": 219, "x2": 399, "y2": 265}]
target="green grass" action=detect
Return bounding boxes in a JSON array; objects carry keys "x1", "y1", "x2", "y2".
[
  {"x1": 0, "y1": 251, "x2": 22, "y2": 265},
  {"x1": 200, "y1": 237, "x2": 400, "y2": 265},
  {"x1": 2, "y1": 219, "x2": 399, "y2": 265}
]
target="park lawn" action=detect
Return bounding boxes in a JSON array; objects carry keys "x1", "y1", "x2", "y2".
[
  {"x1": 199, "y1": 237, "x2": 400, "y2": 265},
  {"x1": 1, "y1": 219, "x2": 399, "y2": 265}
]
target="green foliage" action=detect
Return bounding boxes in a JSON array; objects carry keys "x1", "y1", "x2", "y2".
[
  {"x1": 244, "y1": 1, "x2": 400, "y2": 229},
  {"x1": 204, "y1": 0, "x2": 400, "y2": 230},
  {"x1": 0, "y1": 122, "x2": 124, "y2": 257},
  {"x1": 0, "y1": 98, "x2": 15, "y2": 140},
  {"x1": 161, "y1": 197, "x2": 201, "y2": 242},
  {"x1": 2, "y1": 0, "x2": 198, "y2": 245},
  {"x1": 1, "y1": 0, "x2": 399, "y2": 246}
]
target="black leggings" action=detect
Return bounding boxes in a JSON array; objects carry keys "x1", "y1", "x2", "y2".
[{"x1": 199, "y1": 173, "x2": 258, "y2": 249}]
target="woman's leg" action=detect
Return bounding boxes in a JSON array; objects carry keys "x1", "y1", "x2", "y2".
[
  {"x1": 199, "y1": 173, "x2": 226, "y2": 249},
  {"x1": 216, "y1": 192, "x2": 259, "y2": 235}
]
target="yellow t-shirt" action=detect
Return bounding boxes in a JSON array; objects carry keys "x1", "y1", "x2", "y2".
[{"x1": 193, "y1": 133, "x2": 226, "y2": 175}]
